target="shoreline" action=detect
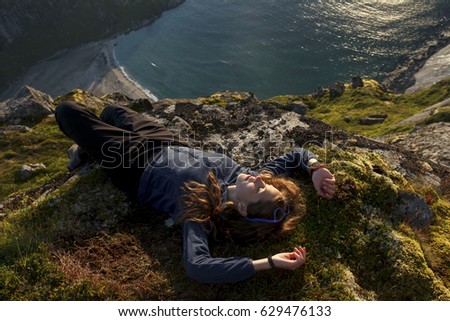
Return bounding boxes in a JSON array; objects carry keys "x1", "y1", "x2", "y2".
[
  {"x1": 0, "y1": 0, "x2": 188, "y2": 103},
  {"x1": 1, "y1": 20, "x2": 448, "y2": 103},
  {"x1": 0, "y1": 38, "x2": 157, "y2": 102},
  {"x1": 405, "y1": 42, "x2": 450, "y2": 94},
  {"x1": 382, "y1": 29, "x2": 450, "y2": 93}
]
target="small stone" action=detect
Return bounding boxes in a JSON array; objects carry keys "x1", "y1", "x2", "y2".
[
  {"x1": 420, "y1": 162, "x2": 433, "y2": 173},
  {"x1": 0, "y1": 125, "x2": 32, "y2": 134},
  {"x1": 18, "y1": 163, "x2": 46, "y2": 180},
  {"x1": 359, "y1": 117, "x2": 385, "y2": 125}
]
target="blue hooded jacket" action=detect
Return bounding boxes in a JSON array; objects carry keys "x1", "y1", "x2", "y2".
[{"x1": 137, "y1": 146, "x2": 316, "y2": 283}]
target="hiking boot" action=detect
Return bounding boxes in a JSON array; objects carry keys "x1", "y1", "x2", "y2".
[{"x1": 67, "y1": 144, "x2": 88, "y2": 171}]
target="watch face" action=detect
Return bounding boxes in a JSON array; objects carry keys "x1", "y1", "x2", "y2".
[{"x1": 308, "y1": 159, "x2": 320, "y2": 168}]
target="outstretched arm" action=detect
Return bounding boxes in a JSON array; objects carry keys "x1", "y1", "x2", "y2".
[
  {"x1": 259, "y1": 148, "x2": 316, "y2": 177},
  {"x1": 183, "y1": 221, "x2": 257, "y2": 284},
  {"x1": 183, "y1": 222, "x2": 306, "y2": 283},
  {"x1": 259, "y1": 149, "x2": 336, "y2": 199},
  {"x1": 252, "y1": 246, "x2": 307, "y2": 271}
]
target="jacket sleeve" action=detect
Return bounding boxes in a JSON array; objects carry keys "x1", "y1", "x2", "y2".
[
  {"x1": 258, "y1": 148, "x2": 317, "y2": 177},
  {"x1": 182, "y1": 221, "x2": 256, "y2": 284}
]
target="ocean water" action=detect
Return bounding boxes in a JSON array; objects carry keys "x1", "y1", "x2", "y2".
[{"x1": 114, "y1": 0, "x2": 450, "y2": 100}]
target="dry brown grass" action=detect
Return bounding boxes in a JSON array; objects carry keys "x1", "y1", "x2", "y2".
[{"x1": 54, "y1": 232, "x2": 175, "y2": 300}]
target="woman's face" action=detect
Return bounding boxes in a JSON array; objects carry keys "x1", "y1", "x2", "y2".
[{"x1": 235, "y1": 173, "x2": 281, "y2": 206}]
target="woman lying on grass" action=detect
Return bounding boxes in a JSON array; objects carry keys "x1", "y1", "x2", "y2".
[{"x1": 55, "y1": 101, "x2": 336, "y2": 284}]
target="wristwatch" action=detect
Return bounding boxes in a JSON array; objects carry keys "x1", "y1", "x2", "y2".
[{"x1": 307, "y1": 158, "x2": 325, "y2": 176}]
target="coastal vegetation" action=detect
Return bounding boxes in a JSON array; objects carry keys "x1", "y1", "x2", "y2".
[
  {"x1": 269, "y1": 78, "x2": 450, "y2": 138},
  {"x1": 0, "y1": 79, "x2": 449, "y2": 300}
]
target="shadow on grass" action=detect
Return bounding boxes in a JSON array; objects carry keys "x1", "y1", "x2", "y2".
[{"x1": 0, "y1": 168, "x2": 310, "y2": 300}]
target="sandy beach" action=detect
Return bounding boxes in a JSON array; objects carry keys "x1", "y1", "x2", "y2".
[{"x1": 0, "y1": 39, "x2": 154, "y2": 102}]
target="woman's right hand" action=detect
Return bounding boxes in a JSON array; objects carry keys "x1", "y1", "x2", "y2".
[
  {"x1": 312, "y1": 167, "x2": 336, "y2": 199},
  {"x1": 272, "y1": 246, "x2": 307, "y2": 270}
]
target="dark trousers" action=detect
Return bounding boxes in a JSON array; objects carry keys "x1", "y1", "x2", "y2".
[{"x1": 55, "y1": 101, "x2": 185, "y2": 198}]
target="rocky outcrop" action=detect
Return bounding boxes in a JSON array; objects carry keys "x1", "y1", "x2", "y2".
[
  {"x1": 329, "y1": 82, "x2": 346, "y2": 98},
  {"x1": 142, "y1": 91, "x2": 308, "y2": 168},
  {"x1": 0, "y1": 86, "x2": 54, "y2": 125},
  {"x1": 382, "y1": 32, "x2": 450, "y2": 93},
  {"x1": 394, "y1": 122, "x2": 450, "y2": 169},
  {"x1": 406, "y1": 43, "x2": 450, "y2": 94},
  {"x1": 351, "y1": 76, "x2": 364, "y2": 89}
]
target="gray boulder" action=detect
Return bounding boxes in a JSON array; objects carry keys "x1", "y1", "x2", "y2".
[
  {"x1": 0, "y1": 86, "x2": 54, "y2": 125},
  {"x1": 351, "y1": 76, "x2": 364, "y2": 88},
  {"x1": 284, "y1": 101, "x2": 309, "y2": 115},
  {"x1": 393, "y1": 190, "x2": 433, "y2": 229}
]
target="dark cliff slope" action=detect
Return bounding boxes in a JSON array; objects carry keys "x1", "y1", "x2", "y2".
[{"x1": 0, "y1": 0, "x2": 184, "y2": 91}]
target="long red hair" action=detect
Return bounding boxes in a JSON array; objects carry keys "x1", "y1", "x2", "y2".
[{"x1": 179, "y1": 172, "x2": 304, "y2": 242}]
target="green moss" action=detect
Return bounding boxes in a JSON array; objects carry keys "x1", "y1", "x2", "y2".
[
  {"x1": 264, "y1": 95, "x2": 303, "y2": 106},
  {"x1": 199, "y1": 96, "x2": 228, "y2": 107},
  {"x1": 394, "y1": 79, "x2": 450, "y2": 107},
  {"x1": 2, "y1": 145, "x2": 449, "y2": 300},
  {"x1": 0, "y1": 117, "x2": 71, "y2": 199},
  {"x1": 54, "y1": 89, "x2": 106, "y2": 115}
]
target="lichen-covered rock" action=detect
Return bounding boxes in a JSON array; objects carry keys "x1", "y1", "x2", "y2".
[
  {"x1": 149, "y1": 91, "x2": 309, "y2": 168},
  {"x1": 54, "y1": 89, "x2": 106, "y2": 112},
  {"x1": 395, "y1": 122, "x2": 450, "y2": 169}
]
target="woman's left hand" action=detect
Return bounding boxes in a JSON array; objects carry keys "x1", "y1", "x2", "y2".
[{"x1": 312, "y1": 167, "x2": 336, "y2": 199}]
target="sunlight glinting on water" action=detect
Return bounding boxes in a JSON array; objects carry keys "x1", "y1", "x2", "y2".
[{"x1": 114, "y1": 0, "x2": 448, "y2": 99}]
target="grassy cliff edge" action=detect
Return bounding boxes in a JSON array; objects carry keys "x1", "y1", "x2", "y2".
[{"x1": 0, "y1": 80, "x2": 449, "y2": 300}]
